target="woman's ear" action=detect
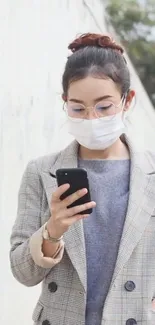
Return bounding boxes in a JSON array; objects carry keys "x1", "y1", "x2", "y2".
[
  {"x1": 62, "y1": 94, "x2": 67, "y2": 102},
  {"x1": 124, "y1": 90, "x2": 135, "y2": 111}
]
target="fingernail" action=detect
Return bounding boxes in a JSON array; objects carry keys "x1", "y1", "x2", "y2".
[{"x1": 82, "y1": 188, "x2": 87, "y2": 193}]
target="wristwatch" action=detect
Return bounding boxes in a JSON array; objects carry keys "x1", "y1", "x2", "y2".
[{"x1": 42, "y1": 222, "x2": 63, "y2": 243}]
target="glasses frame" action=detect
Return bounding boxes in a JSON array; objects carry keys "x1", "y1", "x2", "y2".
[{"x1": 63, "y1": 95, "x2": 126, "y2": 123}]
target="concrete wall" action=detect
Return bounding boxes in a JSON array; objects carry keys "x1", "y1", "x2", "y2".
[{"x1": 0, "y1": 1, "x2": 155, "y2": 324}]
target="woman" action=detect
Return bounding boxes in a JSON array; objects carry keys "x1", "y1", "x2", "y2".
[{"x1": 10, "y1": 33, "x2": 155, "y2": 325}]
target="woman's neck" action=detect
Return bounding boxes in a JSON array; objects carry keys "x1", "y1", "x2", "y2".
[{"x1": 79, "y1": 138, "x2": 130, "y2": 160}]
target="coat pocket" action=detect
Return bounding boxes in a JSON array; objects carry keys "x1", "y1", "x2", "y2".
[{"x1": 32, "y1": 301, "x2": 44, "y2": 323}]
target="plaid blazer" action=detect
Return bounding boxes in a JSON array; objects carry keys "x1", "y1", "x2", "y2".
[{"x1": 10, "y1": 134, "x2": 155, "y2": 325}]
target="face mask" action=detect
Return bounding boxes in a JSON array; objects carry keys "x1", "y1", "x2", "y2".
[{"x1": 67, "y1": 111, "x2": 126, "y2": 150}]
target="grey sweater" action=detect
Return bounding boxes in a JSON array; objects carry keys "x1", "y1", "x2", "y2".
[{"x1": 78, "y1": 158, "x2": 130, "y2": 325}]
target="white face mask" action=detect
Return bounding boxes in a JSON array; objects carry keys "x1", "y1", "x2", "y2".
[{"x1": 67, "y1": 110, "x2": 126, "y2": 150}]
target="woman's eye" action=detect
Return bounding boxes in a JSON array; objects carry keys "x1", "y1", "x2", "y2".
[
  {"x1": 72, "y1": 108, "x2": 84, "y2": 112},
  {"x1": 97, "y1": 104, "x2": 112, "y2": 110}
]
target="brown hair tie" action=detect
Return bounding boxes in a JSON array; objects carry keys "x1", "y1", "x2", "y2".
[{"x1": 68, "y1": 33, "x2": 124, "y2": 55}]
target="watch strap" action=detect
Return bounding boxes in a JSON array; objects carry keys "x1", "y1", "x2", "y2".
[{"x1": 43, "y1": 222, "x2": 63, "y2": 243}]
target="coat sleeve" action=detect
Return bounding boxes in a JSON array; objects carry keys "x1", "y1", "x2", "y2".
[{"x1": 9, "y1": 160, "x2": 64, "y2": 287}]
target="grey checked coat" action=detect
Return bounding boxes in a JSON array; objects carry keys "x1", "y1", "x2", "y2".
[{"x1": 10, "y1": 135, "x2": 155, "y2": 325}]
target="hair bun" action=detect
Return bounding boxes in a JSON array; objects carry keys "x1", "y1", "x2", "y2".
[{"x1": 68, "y1": 33, "x2": 124, "y2": 54}]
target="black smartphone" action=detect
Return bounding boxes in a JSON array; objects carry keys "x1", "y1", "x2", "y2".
[{"x1": 56, "y1": 168, "x2": 92, "y2": 215}]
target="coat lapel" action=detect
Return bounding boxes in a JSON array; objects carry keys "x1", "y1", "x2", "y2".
[
  {"x1": 110, "y1": 135, "x2": 155, "y2": 285},
  {"x1": 41, "y1": 141, "x2": 87, "y2": 291}
]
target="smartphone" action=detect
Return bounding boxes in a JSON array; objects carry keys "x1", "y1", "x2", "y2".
[{"x1": 56, "y1": 168, "x2": 92, "y2": 215}]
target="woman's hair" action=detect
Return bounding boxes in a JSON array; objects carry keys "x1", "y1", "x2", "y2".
[{"x1": 62, "y1": 33, "x2": 130, "y2": 98}]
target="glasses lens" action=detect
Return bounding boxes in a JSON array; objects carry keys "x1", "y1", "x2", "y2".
[
  {"x1": 64, "y1": 101, "x2": 117, "y2": 121},
  {"x1": 95, "y1": 101, "x2": 116, "y2": 118},
  {"x1": 65, "y1": 103, "x2": 86, "y2": 120}
]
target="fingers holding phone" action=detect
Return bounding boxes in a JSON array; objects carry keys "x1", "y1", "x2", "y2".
[
  {"x1": 47, "y1": 168, "x2": 96, "y2": 239},
  {"x1": 62, "y1": 187, "x2": 88, "y2": 208}
]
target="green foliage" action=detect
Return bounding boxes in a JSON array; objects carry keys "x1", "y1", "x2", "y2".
[{"x1": 106, "y1": 0, "x2": 155, "y2": 107}]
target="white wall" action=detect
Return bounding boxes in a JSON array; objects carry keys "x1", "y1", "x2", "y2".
[{"x1": 0, "y1": 1, "x2": 155, "y2": 324}]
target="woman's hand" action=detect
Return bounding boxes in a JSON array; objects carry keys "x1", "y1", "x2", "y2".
[{"x1": 46, "y1": 184, "x2": 96, "y2": 239}]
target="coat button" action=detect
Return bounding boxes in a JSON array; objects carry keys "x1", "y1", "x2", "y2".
[
  {"x1": 48, "y1": 282, "x2": 58, "y2": 293},
  {"x1": 124, "y1": 281, "x2": 136, "y2": 292},
  {"x1": 42, "y1": 321, "x2": 50, "y2": 325},
  {"x1": 126, "y1": 319, "x2": 137, "y2": 325}
]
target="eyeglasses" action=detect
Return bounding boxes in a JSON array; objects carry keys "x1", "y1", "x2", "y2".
[{"x1": 64, "y1": 97, "x2": 125, "y2": 122}]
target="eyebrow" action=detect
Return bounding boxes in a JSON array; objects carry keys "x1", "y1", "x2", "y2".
[{"x1": 68, "y1": 95, "x2": 113, "y2": 103}]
